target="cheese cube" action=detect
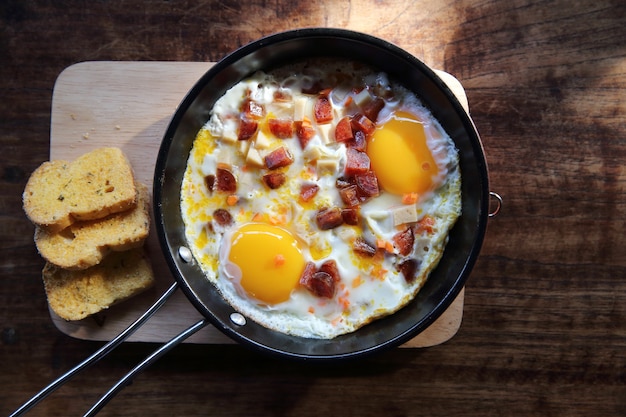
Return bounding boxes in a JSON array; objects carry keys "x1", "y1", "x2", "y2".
[
  {"x1": 392, "y1": 204, "x2": 418, "y2": 226},
  {"x1": 318, "y1": 124, "x2": 333, "y2": 145},
  {"x1": 293, "y1": 97, "x2": 308, "y2": 121},
  {"x1": 245, "y1": 147, "x2": 264, "y2": 167}
]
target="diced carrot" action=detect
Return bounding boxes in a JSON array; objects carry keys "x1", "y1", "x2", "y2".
[
  {"x1": 402, "y1": 192, "x2": 419, "y2": 205},
  {"x1": 252, "y1": 212, "x2": 263, "y2": 222},
  {"x1": 385, "y1": 241, "x2": 395, "y2": 253},
  {"x1": 376, "y1": 239, "x2": 387, "y2": 249},
  {"x1": 308, "y1": 306, "x2": 315, "y2": 314},
  {"x1": 338, "y1": 296, "x2": 350, "y2": 310},
  {"x1": 226, "y1": 195, "x2": 239, "y2": 206},
  {"x1": 351, "y1": 276, "x2": 364, "y2": 288}
]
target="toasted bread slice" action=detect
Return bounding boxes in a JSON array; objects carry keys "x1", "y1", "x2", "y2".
[
  {"x1": 34, "y1": 182, "x2": 150, "y2": 270},
  {"x1": 42, "y1": 248, "x2": 155, "y2": 321},
  {"x1": 23, "y1": 147, "x2": 137, "y2": 233}
]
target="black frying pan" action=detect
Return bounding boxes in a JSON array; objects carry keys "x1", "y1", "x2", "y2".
[{"x1": 153, "y1": 28, "x2": 490, "y2": 360}]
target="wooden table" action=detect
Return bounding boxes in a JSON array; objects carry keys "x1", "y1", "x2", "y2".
[{"x1": 1, "y1": 1, "x2": 624, "y2": 416}]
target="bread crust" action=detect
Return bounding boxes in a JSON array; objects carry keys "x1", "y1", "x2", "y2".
[
  {"x1": 23, "y1": 147, "x2": 137, "y2": 233},
  {"x1": 42, "y1": 248, "x2": 155, "y2": 321},
  {"x1": 34, "y1": 183, "x2": 151, "y2": 270}
]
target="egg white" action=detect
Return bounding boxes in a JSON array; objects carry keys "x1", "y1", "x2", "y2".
[{"x1": 180, "y1": 59, "x2": 462, "y2": 339}]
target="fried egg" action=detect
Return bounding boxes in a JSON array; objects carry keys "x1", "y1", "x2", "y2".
[{"x1": 180, "y1": 59, "x2": 461, "y2": 339}]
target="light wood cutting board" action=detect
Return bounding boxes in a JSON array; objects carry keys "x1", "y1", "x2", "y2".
[{"x1": 49, "y1": 61, "x2": 466, "y2": 347}]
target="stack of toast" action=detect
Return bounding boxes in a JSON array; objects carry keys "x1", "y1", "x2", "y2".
[{"x1": 23, "y1": 147, "x2": 155, "y2": 321}]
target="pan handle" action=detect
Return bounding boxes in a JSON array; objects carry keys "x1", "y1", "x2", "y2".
[
  {"x1": 83, "y1": 317, "x2": 208, "y2": 416},
  {"x1": 10, "y1": 281, "x2": 191, "y2": 416}
]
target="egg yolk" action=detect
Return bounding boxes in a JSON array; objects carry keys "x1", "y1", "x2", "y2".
[
  {"x1": 228, "y1": 223, "x2": 305, "y2": 304},
  {"x1": 367, "y1": 111, "x2": 439, "y2": 196}
]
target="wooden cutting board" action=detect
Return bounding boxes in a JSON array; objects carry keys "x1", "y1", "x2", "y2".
[{"x1": 49, "y1": 61, "x2": 467, "y2": 347}]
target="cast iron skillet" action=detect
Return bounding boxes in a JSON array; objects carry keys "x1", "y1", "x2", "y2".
[{"x1": 153, "y1": 28, "x2": 490, "y2": 361}]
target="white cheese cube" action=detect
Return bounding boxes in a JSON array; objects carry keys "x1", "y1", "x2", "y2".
[
  {"x1": 293, "y1": 97, "x2": 308, "y2": 121},
  {"x1": 221, "y1": 119, "x2": 239, "y2": 144},
  {"x1": 245, "y1": 147, "x2": 264, "y2": 167},
  {"x1": 353, "y1": 89, "x2": 373, "y2": 107},
  {"x1": 317, "y1": 158, "x2": 339, "y2": 176},
  {"x1": 318, "y1": 124, "x2": 333, "y2": 145},
  {"x1": 254, "y1": 130, "x2": 272, "y2": 149},
  {"x1": 392, "y1": 204, "x2": 419, "y2": 226}
]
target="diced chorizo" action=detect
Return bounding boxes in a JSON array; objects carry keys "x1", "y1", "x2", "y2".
[
  {"x1": 299, "y1": 261, "x2": 317, "y2": 286},
  {"x1": 268, "y1": 118, "x2": 294, "y2": 139},
  {"x1": 319, "y1": 259, "x2": 341, "y2": 284},
  {"x1": 241, "y1": 98, "x2": 265, "y2": 119},
  {"x1": 273, "y1": 89, "x2": 292, "y2": 102},
  {"x1": 295, "y1": 119, "x2": 316, "y2": 149},
  {"x1": 238, "y1": 117, "x2": 258, "y2": 141},
  {"x1": 336, "y1": 176, "x2": 355, "y2": 189},
  {"x1": 213, "y1": 208, "x2": 233, "y2": 227},
  {"x1": 216, "y1": 167, "x2": 237, "y2": 193},
  {"x1": 351, "y1": 113, "x2": 376, "y2": 135},
  {"x1": 262, "y1": 172, "x2": 286, "y2": 189},
  {"x1": 341, "y1": 208, "x2": 360, "y2": 226},
  {"x1": 353, "y1": 237, "x2": 377, "y2": 257},
  {"x1": 339, "y1": 184, "x2": 360, "y2": 207},
  {"x1": 397, "y1": 258, "x2": 421, "y2": 283},
  {"x1": 355, "y1": 171, "x2": 379, "y2": 198},
  {"x1": 334, "y1": 116, "x2": 353, "y2": 143},
  {"x1": 299, "y1": 183, "x2": 319, "y2": 202},
  {"x1": 362, "y1": 97, "x2": 385, "y2": 122},
  {"x1": 314, "y1": 95, "x2": 333, "y2": 124},
  {"x1": 264, "y1": 146, "x2": 294, "y2": 170},
  {"x1": 392, "y1": 227, "x2": 414, "y2": 256},
  {"x1": 346, "y1": 130, "x2": 367, "y2": 151},
  {"x1": 204, "y1": 174, "x2": 215, "y2": 193},
  {"x1": 305, "y1": 271, "x2": 336, "y2": 298},
  {"x1": 345, "y1": 148, "x2": 371, "y2": 175},
  {"x1": 315, "y1": 207, "x2": 344, "y2": 230}
]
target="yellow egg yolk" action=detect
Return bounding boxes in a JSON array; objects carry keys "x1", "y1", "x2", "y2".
[
  {"x1": 228, "y1": 223, "x2": 305, "y2": 304},
  {"x1": 367, "y1": 111, "x2": 439, "y2": 196}
]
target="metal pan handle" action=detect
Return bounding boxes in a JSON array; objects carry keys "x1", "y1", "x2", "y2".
[{"x1": 10, "y1": 282, "x2": 208, "y2": 416}]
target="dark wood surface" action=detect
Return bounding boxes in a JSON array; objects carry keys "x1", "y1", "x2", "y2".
[{"x1": 1, "y1": 0, "x2": 625, "y2": 415}]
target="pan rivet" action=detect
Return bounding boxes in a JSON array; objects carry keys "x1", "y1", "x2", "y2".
[
  {"x1": 178, "y1": 246, "x2": 193, "y2": 263},
  {"x1": 230, "y1": 312, "x2": 246, "y2": 326}
]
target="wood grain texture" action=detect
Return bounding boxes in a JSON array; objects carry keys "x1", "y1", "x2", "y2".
[{"x1": 1, "y1": 0, "x2": 625, "y2": 416}]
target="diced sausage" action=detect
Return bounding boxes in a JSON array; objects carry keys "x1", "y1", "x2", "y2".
[
  {"x1": 268, "y1": 118, "x2": 294, "y2": 139},
  {"x1": 305, "y1": 271, "x2": 336, "y2": 298},
  {"x1": 216, "y1": 167, "x2": 237, "y2": 193},
  {"x1": 273, "y1": 89, "x2": 292, "y2": 102},
  {"x1": 204, "y1": 174, "x2": 215, "y2": 193},
  {"x1": 241, "y1": 98, "x2": 265, "y2": 119},
  {"x1": 392, "y1": 227, "x2": 414, "y2": 256},
  {"x1": 351, "y1": 113, "x2": 376, "y2": 135},
  {"x1": 355, "y1": 171, "x2": 379, "y2": 198},
  {"x1": 238, "y1": 117, "x2": 258, "y2": 141},
  {"x1": 397, "y1": 258, "x2": 421, "y2": 283},
  {"x1": 262, "y1": 172, "x2": 286, "y2": 189},
  {"x1": 345, "y1": 148, "x2": 370, "y2": 175},
  {"x1": 339, "y1": 184, "x2": 360, "y2": 207},
  {"x1": 315, "y1": 207, "x2": 344, "y2": 230},
  {"x1": 341, "y1": 208, "x2": 360, "y2": 225},
  {"x1": 264, "y1": 146, "x2": 294, "y2": 170},
  {"x1": 299, "y1": 261, "x2": 317, "y2": 287},
  {"x1": 353, "y1": 237, "x2": 377, "y2": 257},
  {"x1": 299, "y1": 183, "x2": 319, "y2": 202},
  {"x1": 213, "y1": 209, "x2": 233, "y2": 227},
  {"x1": 334, "y1": 117, "x2": 353, "y2": 142},
  {"x1": 346, "y1": 130, "x2": 367, "y2": 151},
  {"x1": 295, "y1": 119, "x2": 316, "y2": 149},
  {"x1": 314, "y1": 95, "x2": 333, "y2": 124},
  {"x1": 319, "y1": 259, "x2": 341, "y2": 284},
  {"x1": 362, "y1": 97, "x2": 384, "y2": 122}
]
